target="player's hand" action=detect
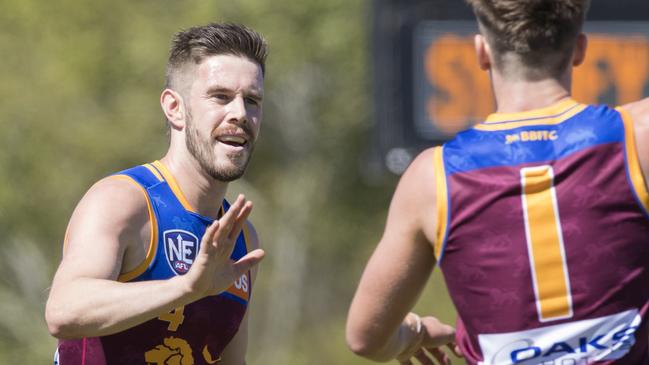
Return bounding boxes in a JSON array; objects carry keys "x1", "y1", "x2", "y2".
[
  {"x1": 183, "y1": 194, "x2": 265, "y2": 300},
  {"x1": 396, "y1": 314, "x2": 459, "y2": 365}
]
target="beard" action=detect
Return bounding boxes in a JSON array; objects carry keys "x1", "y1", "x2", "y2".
[{"x1": 185, "y1": 111, "x2": 254, "y2": 182}]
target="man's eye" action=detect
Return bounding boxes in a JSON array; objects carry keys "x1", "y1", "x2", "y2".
[
  {"x1": 210, "y1": 93, "x2": 231, "y2": 102},
  {"x1": 246, "y1": 97, "x2": 260, "y2": 106}
]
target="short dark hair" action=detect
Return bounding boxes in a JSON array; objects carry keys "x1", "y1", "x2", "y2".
[
  {"x1": 465, "y1": 0, "x2": 590, "y2": 79},
  {"x1": 165, "y1": 23, "x2": 268, "y2": 91}
]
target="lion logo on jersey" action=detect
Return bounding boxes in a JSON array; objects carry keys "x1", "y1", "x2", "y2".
[
  {"x1": 163, "y1": 229, "x2": 199, "y2": 275},
  {"x1": 145, "y1": 336, "x2": 194, "y2": 365}
]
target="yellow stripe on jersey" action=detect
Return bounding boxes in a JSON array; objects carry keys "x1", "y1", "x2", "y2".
[
  {"x1": 110, "y1": 175, "x2": 159, "y2": 282},
  {"x1": 521, "y1": 166, "x2": 573, "y2": 322},
  {"x1": 616, "y1": 106, "x2": 649, "y2": 213},
  {"x1": 433, "y1": 146, "x2": 449, "y2": 260},
  {"x1": 151, "y1": 160, "x2": 196, "y2": 213},
  {"x1": 143, "y1": 163, "x2": 164, "y2": 182},
  {"x1": 476, "y1": 98, "x2": 587, "y2": 131},
  {"x1": 485, "y1": 98, "x2": 577, "y2": 123}
]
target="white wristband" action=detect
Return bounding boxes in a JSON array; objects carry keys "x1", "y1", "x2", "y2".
[
  {"x1": 410, "y1": 312, "x2": 422, "y2": 334},
  {"x1": 395, "y1": 313, "x2": 425, "y2": 361}
]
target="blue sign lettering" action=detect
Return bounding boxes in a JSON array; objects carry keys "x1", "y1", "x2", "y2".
[
  {"x1": 511, "y1": 346, "x2": 541, "y2": 363},
  {"x1": 544, "y1": 341, "x2": 575, "y2": 357}
]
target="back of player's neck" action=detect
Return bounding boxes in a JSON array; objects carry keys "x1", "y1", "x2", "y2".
[{"x1": 493, "y1": 77, "x2": 571, "y2": 114}]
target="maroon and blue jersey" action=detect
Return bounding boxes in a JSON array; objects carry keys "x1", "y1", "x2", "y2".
[
  {"x1": 55, "y1": 160, "x2": 252, "y2": 365},
  {"x1": 432, "y1": 99, "x2": 649, "y2": 364}
]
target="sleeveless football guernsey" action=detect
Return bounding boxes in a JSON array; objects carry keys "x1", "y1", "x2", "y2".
[
  {"x1": 433, "y1": 99, "x2": 649, "y2": 364},
  {"x1": 55, "y1": 160, "x2": 252, "y2": 365}
]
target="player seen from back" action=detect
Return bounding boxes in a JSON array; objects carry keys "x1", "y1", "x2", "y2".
[{"x1": 347, "y1": 0, "x2": 649, "y2": 364}]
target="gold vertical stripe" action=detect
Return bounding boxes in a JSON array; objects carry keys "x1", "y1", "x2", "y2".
[
  {"x1": 616, "y1": 107, "x2": 649, "y2": 213},
  {"x1": 433, "y1": 147, "x2": 448, "y2": 260},
  {"x1": 521, "y1": 166, "x2": 572, "y2": 322},
  {"x1": 111, "y1": 175, "x2": 159, "y2": 282}
]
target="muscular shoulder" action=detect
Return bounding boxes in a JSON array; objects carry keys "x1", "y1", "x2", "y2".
[
  {"x1": 402, "y1": 148, "x2": 437, "y2": 184},
  {"x1": 386, "y1": 148, "x2": 438, "y2": 243},
  {"x1": 54, "y1": 174, "x2": 151, "y2": 281},
  {"x1": 72, "y1": 176, "x2": 149, "y2": 235},
  {"x1": 620, "y1": 98, "x2": 649, "y2": 142},
  {"x1": 395, "y1": 148, "x2": 437, "y2": 207},
  {"x1": 64, "y1": 175, "x2": 150, "y2": 261},
  {"x1": 620, "y1": 97, "x2": 649, "y2": 128}
]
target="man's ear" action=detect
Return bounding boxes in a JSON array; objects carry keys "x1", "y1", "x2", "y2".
[
  {"x1": 474, "y1": 34, "x2": 492, "y2": 71},
  {"x1": 572, "y1": 33, "x2": 588, "y2": 67},
  {"x1": 160, "y1": 88, "x2": 187, "y2": 130}
]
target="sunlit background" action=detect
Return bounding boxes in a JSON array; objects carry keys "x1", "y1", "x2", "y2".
[{"x1": 2, "y1": 0, "x2": 649, "y2": 363}]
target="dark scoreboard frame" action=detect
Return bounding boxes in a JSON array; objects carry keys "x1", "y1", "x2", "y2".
[{"x1": 370, "y1": 0, "x2": 649, "y2": 176}]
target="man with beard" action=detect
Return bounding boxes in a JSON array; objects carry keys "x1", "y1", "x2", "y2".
[{"x1": 45, "y1": 23, "x2": 267, "y2": 365}]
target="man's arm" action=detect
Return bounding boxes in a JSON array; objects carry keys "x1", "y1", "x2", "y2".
[
  {"x1": 219, "y1": 222, "x2": 260, "y2": 365},
  {"x1": 346, "y1": 148, "x2": 455, "y2": 363},
  {"x1": 45, "y1": 179, "x2": 264, "y2": 339}
]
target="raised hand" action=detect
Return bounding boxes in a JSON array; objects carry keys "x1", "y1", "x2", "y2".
[{"x1": 182, "y1": 195, "x2": 265, "y2": 300}]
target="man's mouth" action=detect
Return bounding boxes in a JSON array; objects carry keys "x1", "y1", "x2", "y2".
[{"x1": 215, "y1": 134, "x2": 248, "y2": 147}]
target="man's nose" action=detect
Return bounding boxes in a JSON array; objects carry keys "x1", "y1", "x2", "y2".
[{"x1": 227, "y1": 95, "x2": 248, "y2": 123}]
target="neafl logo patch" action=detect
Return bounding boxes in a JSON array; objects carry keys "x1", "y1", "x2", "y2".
[{"x1": 163, "y1": 229, "x2": 199, "y2": 275}]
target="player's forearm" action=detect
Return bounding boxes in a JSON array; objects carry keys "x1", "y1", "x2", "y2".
[{"x1": 45, "y1": 275, "x2": 197, "y2": 339}]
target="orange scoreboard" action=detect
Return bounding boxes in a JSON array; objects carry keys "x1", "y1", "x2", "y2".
[{"x1": 371, "y1": 0, "x2": 649, "y2": 175}]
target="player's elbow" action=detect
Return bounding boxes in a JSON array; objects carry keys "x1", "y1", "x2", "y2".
[
  {"x1": 346, "y1": 333, "x2": 374, "y2": 357},
  {"x1": 345, "y1": 326, "x2": 391, "y2": 362},
  {"x1": 45, "y1": 302, "x2": 82, "y2": 339},
  {"x1": 45, "y1": 313, "x2": 66, "y2": 339},
  {"x1": 45, "y1": 309, "x2": 68, "y2": 339}
]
